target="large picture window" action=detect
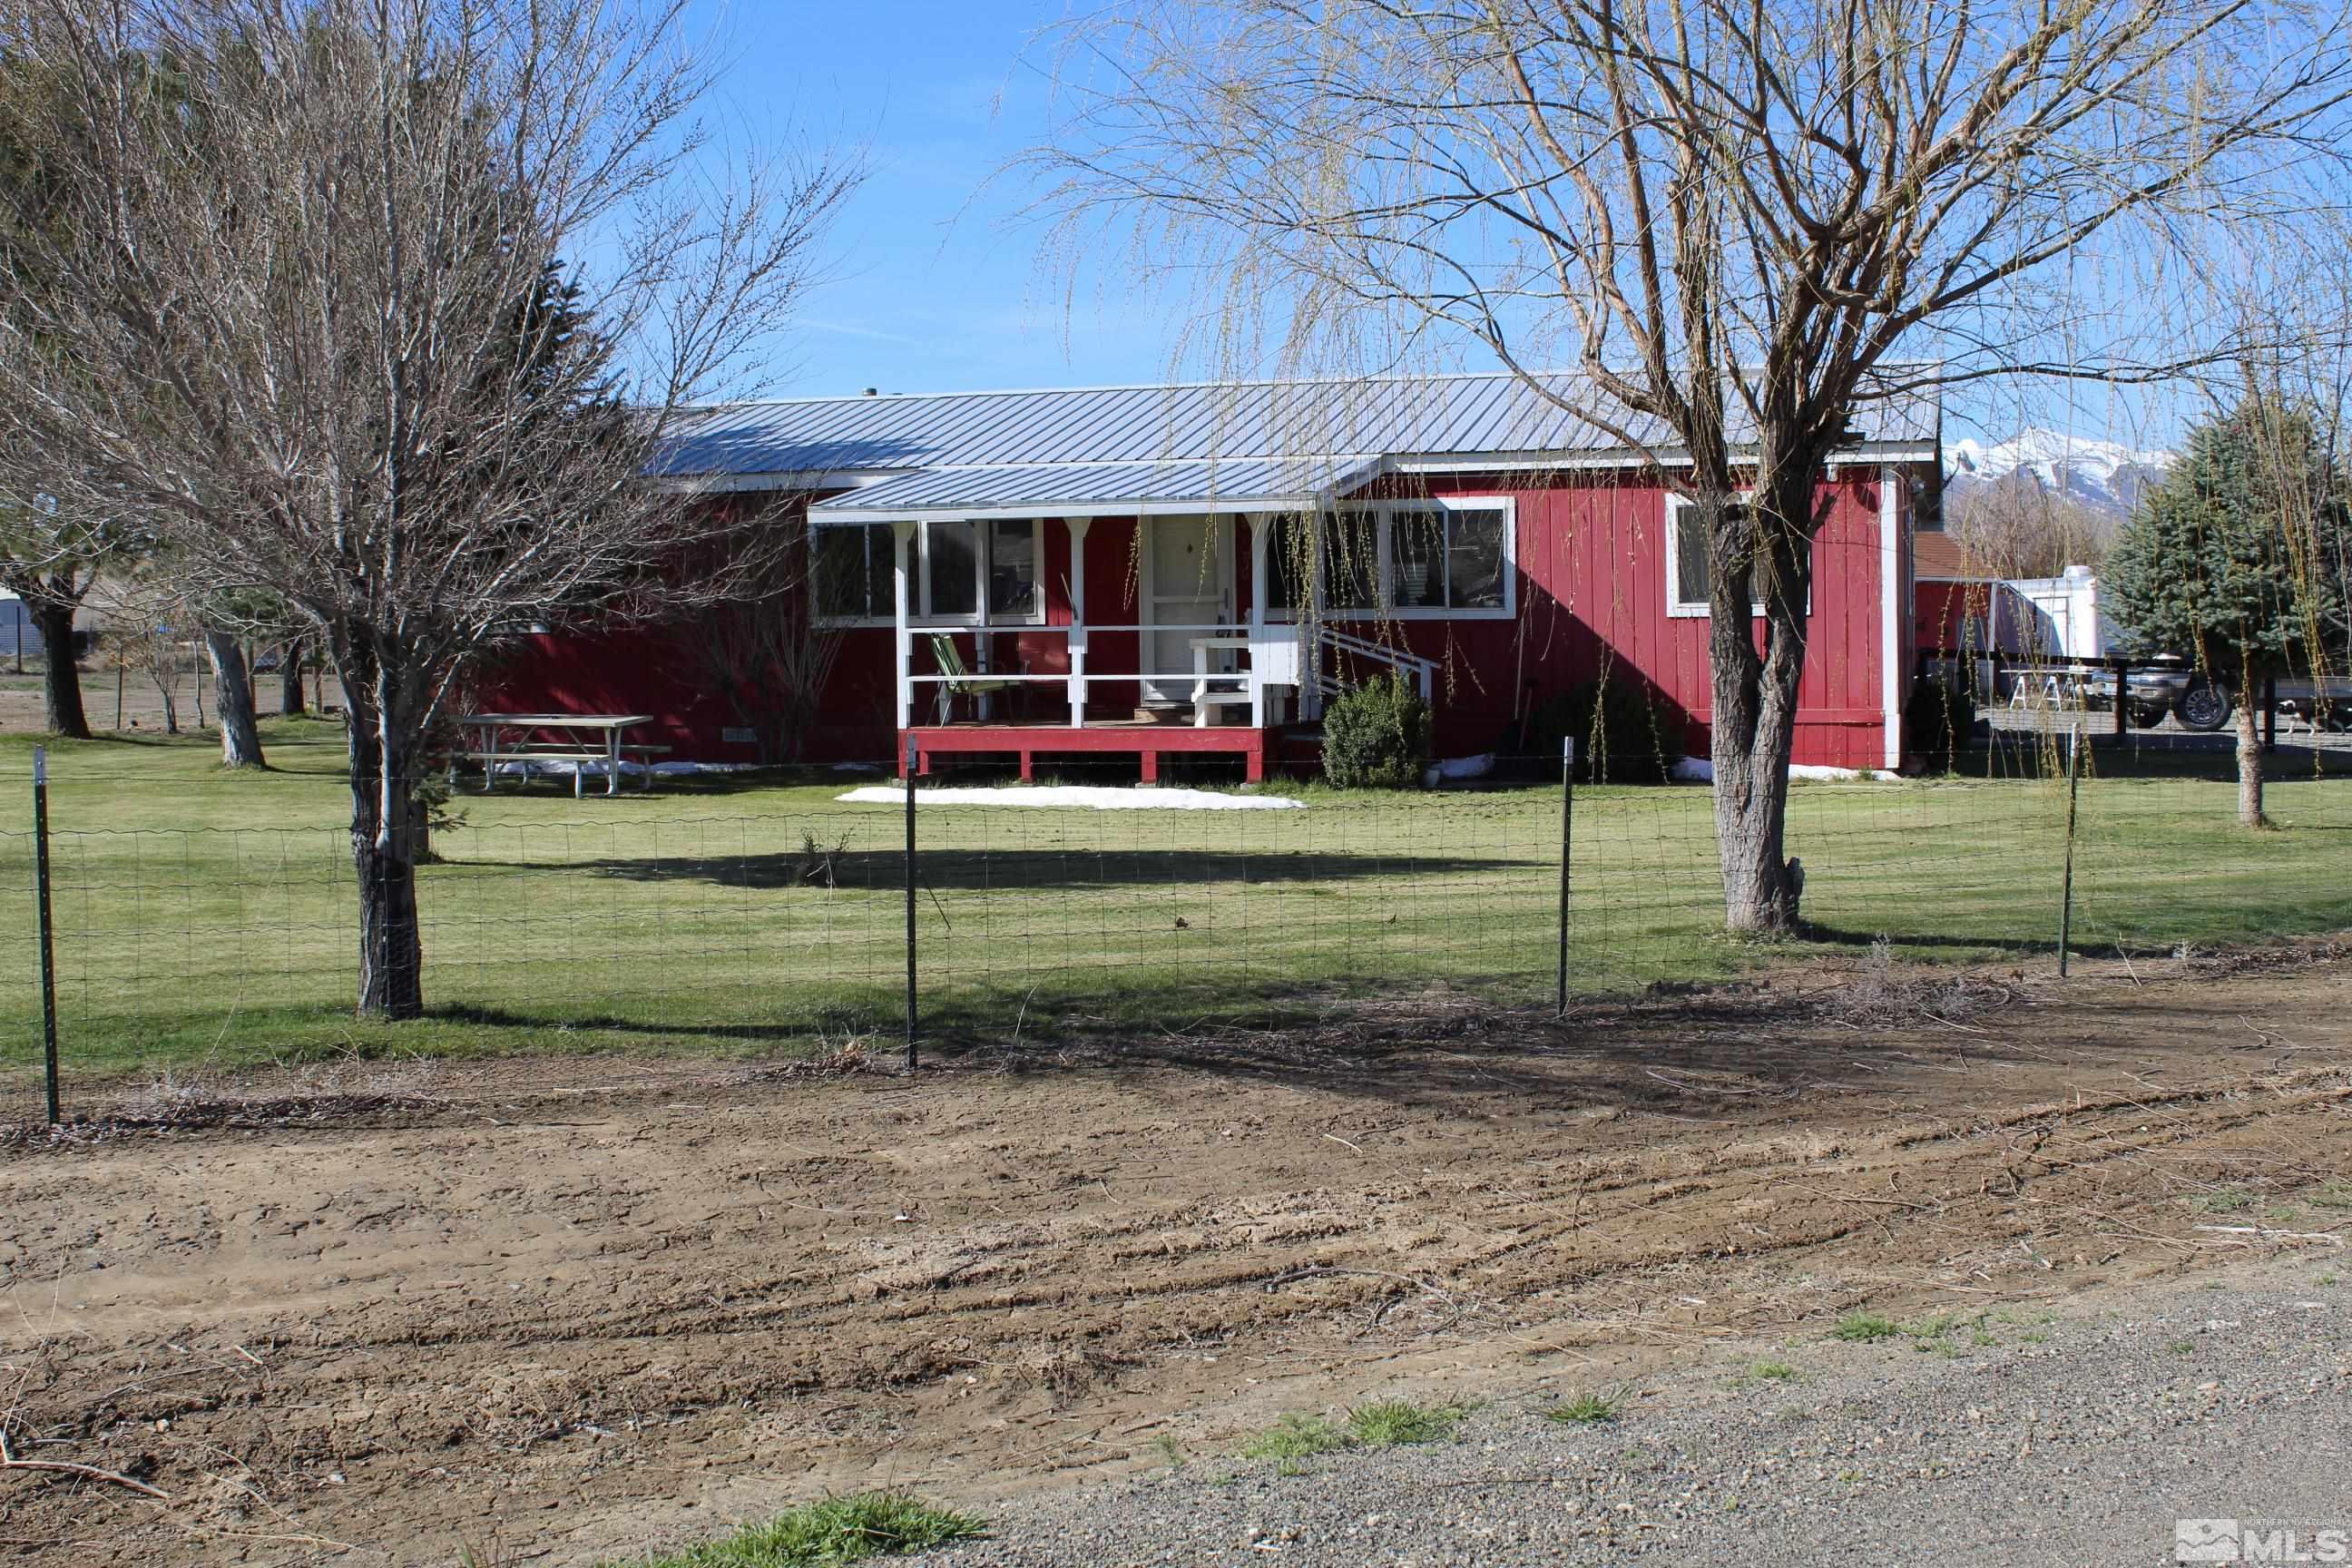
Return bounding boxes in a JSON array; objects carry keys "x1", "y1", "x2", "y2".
[
  {"x1": 987, "y1": 519, "x2": 1040, "y2": 621},
  {"x1": 1270, "y1": 499, "x2": 1514, "y2": 619},
  {"x1": 924, "y1": 520, "x2": 980, "y2": 619},
  {"x1": 814, "y1": 524, "x2": 894, "y2": 622},
  {"x1": 1389, "y1": 506, "x2": 1505, "y2": 611},
  {"x1": 818, "y1": 519, "x2": 1044, "y2": 626}
]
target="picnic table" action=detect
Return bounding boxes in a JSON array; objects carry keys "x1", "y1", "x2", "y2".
[{"x1": 458, "y1": 712, "x2": 664, "y2": 797}]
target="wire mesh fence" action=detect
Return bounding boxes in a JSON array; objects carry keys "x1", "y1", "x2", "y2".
[{"x1": 3, "y1": 727, "x2": 2349, "y2": 1120}]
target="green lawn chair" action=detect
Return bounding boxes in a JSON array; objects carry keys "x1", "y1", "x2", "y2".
[{"x1": 927, "y1": 632, "x2": 1020, "y2": 722}]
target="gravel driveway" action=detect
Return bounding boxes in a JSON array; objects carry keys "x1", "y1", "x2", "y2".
[{"x1": 917, "y1": 1256, "x2": 2351, "y2": 1567}]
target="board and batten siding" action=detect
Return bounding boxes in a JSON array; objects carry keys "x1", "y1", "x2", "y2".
[{"x1": 486, "y1": 463, "x2": 1918, "y2": 769}]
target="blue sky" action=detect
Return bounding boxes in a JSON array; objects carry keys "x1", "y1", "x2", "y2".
[
  {"x1": 690, "y1": 1, "x2": 1162, "y2": 399},
  {"x1": 689, "y1": 3, "x2": 2191, "y2": 447}
]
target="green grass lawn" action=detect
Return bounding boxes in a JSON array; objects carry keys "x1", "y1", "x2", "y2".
[{"x1": 0, "y1": 723, "x2": 2344, "y2": 1090}]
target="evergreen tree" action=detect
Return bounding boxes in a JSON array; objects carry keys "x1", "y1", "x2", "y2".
[{"x1": 2106, "y1": 397, "x2": 2352, "y2": 825}]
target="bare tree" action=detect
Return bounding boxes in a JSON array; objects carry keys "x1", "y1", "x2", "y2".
[
  {"x1": 696, "y1": 504, "x2": 845, "y2": 765},
  {"x1": 0, "y1": 495, "x2": 133, "y2": 737},
  {"x1": 0, "y1": 0, "x2": 858, "y2": 1015},
  {"x1": 1946, "y1": 482, "x2": 2116, "y2": 580},
  {"x1": 278, "y1": 639, "x2": 308, "y2": 718},
  {"x1": 202, "y1": 629, "x2": 267, "y2": 769},
  {"x1": 1032, "y1": 0, "x2": 2352, "y2": 931}
]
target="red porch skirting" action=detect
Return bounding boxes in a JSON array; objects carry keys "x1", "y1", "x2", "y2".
[{"x1": 900, "y1": 724, "x2": 1268, "y2": 783}]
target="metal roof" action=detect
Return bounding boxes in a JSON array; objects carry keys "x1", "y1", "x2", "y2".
[
  {"x1": 657, "y1": 369, "x2": 1941, "y2": 484},
  {"x1": 807, "y1": 458, "x2": 1382, "y2": 523}
]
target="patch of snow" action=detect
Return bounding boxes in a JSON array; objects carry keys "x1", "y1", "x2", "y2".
[
  {"x1": 1943, "y1": 426, "x2": 2176, "y2": 517},
  {"x1": 1670, "y1": 758, "x2": 1869, "y2": 784},
  {"x1": 1421, "y1": 753, "x2": 1496, "y2": 787},
  {"x1": 486, "y1": 759, "x2": 759, "y2": 780},
  {"x1": 838, "y1": 784, "x2": 1305, "y2": 810}
]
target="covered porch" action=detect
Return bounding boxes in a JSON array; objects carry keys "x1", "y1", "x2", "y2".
[{"x1": 807, "y1": 460, "x2": 1436, "y2": 781}]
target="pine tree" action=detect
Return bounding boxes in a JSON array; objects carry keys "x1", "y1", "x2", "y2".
[{"x1": 2106, "y1": 398, "x2": 2351, "y2": 826}]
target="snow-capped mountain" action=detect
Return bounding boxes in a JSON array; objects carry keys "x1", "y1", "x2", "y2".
[{"x1": 1944, "y1": 428, "x2": 2175, "y2": 519}]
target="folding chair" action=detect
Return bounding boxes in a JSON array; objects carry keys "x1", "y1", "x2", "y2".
[{"x1": 927, "y1": 632, "x2": 1020, "y2": 722}]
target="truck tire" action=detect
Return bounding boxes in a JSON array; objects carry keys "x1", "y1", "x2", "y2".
[{"x1": 2176, "y1": 677, "x2": 2233, "y2": 733}]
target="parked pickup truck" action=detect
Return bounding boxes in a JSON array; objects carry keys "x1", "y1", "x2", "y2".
[{"x1": 2073, "y1": 659, "x2": 2352, "y2": 732}]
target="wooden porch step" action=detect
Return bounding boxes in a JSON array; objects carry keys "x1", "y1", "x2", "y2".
[{"x1": 902, "y1": 722, "x2": 1268, "y2": 784}]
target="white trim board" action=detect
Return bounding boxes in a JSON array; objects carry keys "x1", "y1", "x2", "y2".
[{"x1": 1879, "y1": 465, "x2": 1905, "y2": 770}]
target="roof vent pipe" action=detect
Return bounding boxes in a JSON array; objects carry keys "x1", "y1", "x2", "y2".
[{"x1": 863, "y1": 387, "x2": 878, "y2": 397}]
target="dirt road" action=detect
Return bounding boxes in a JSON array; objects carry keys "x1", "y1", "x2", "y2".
[{"x1": 0, "y1": 946, "x2": 2344, "y2": 1565}]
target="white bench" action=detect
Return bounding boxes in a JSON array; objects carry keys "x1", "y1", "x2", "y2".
[{"x1": 1190, "y1": 636, "x2": 1255, "y2": 728}]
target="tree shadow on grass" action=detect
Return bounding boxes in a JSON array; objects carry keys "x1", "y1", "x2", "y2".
[
  {"x1": 423, "y1": 1001, "x2": 879, "y2": 1046},
  {"x1": 569, "y1": 846, "x2": 1542, "y2": 893}
]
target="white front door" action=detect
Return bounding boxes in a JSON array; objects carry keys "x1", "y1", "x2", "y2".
[{"x1": 1142, "y1": 516, "x2": 1233, "y2": 705}]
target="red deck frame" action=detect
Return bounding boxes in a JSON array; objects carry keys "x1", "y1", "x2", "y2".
[{"x1": 900, "y1": 724, "x2": 1268, "y2": 782}]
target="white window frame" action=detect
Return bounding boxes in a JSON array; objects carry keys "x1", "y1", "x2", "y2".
[
  {"x1": 922, "y1": 518, "x2": 1047, "y2": 628},
  {"x1": 813, "y1": 519, "x2": 1049, "y2": 630},
  {"x1": 982, "y1": 516, "x2": 1048, "y2": 626},
  {"x1": 810, "y1": 523, "x2": 897, "y2": 628},
  {"x1": 1663, "y1": 493, "x2": 1808, "y2": 620},
  {"x1": 1270, "y1": 495, "x2": 1517, "y2": 622}
]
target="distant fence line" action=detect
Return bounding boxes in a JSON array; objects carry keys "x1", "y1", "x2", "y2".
[{"x1": 4, "y1": 734, "x2": 2350, "y2": 1121}]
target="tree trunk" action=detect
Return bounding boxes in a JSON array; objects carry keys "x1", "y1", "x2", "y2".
[
  {"x1": 1704, "y1": 485, "x2": 1816, "y2": 934},
  {"x1": 32, "y1": 600, "x2": 90, "y2": 739},
  {"x1": 204, "y1": 630, "x2": 268, "y2": 768},
  {"x1": 152, "y1": 663, "x2": 181, "y2": 733},
  {"x1": 1712, "y1": 716, "x2": 1802, "y2": 930},
  {"x1": 279, "y1": 640, "x2": 308, "y2": 717},
  {"x1": 344, "y1": 662, "x2": 426, "y2": 1019},
  {"x1": 2236, "y1": 680, "x2": 2266, "y2": 828}
]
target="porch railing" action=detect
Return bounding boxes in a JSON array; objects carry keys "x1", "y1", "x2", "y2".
[
  {"x1": 1303, "y1": 625, "x2": 1436, "y2": 718},
  {"x1": 897, "y1": 621, "x2": 1442, "y2": 730},
  {"x1": 899, "y1": 622, "x2": 1300, "y2": 729}
]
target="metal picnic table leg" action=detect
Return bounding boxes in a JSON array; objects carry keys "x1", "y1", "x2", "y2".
[
  {"x1": 483, "y1": 728, "x2": 497, "y2": 792},
  {"x1": 606, "y1": 726, "x2": 621, "y2": 797}
]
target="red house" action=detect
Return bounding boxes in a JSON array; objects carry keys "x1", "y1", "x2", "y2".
[{"x1": 494, "y1": 372, "x2": 1940, "y2": 778}]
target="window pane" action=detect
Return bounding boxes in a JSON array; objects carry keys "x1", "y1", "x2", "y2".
[
  {"x1": 926, "y1": 521, "x2": 977, "y2": 618},
  {"x1": 814, "y1": 526, "x2": 867, "y2": 620},
  {"x1": 864, "y1": 527, "x2": 896, "y2": 618},
  {"x1": 1323, "y1": 513, "x2": 1377, "y2": 610},
  {"x1": 1389, "y1": 510, "x2": 1446, "y2": 608},
  {"x1": 987, "y1": 519, "x2": 1039, "y2": 621},
  {"x1": 1446, "y1": 508, "x2": 1505, "y2": 608},
  {"x1": 1674, "y1": 505, "x2": 1710, "y2": 607},
  {"x1": 1269, "y1": 514, "x2": 1308, "y2": 612}
]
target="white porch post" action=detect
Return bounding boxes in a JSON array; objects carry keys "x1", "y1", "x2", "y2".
[
  {"x1": 1878, "y1": 466, "x2": 1904, "y2": 771},
  {"x1": 892, "y1": 521, "x2": 916, "y2": 731},
  {"x1": 1066, "y1": 518, "x2": 1091, "y2": 729},
  {"x1": 1249, "y1": 516, "x2": 1271, "y2": 727}
]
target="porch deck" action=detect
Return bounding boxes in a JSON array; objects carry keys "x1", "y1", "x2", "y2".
[{"x1": 901, "y1": 720, "x2": 1269, "y2": 782}]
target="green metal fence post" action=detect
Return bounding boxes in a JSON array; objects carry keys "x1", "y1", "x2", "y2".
[
  {"x1": 33, "y1": 746, "x2": 59, "y2": 1123},
  {"x1": 1556, "y1": 738, "x2": 1574, "y2": 1016},
  {"x1": 903, "y1": 736, "x2": 919, "y2": 1071},
  {"x1": 2057, "y1": 723, "x2": 2081, "y2": 978}
]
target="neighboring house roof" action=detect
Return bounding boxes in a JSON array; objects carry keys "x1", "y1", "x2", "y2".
[
  {"x1": 658, "y1": 370, "x2": 1942, "y2": 520},
  {"x1": 1914, "y1": 530, "x2": 1995, "y2": 581}
]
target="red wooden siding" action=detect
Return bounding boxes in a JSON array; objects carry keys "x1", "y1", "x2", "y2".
[{"x1": 486, "y1": 465, "x2": 1924, "y2": 771}]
